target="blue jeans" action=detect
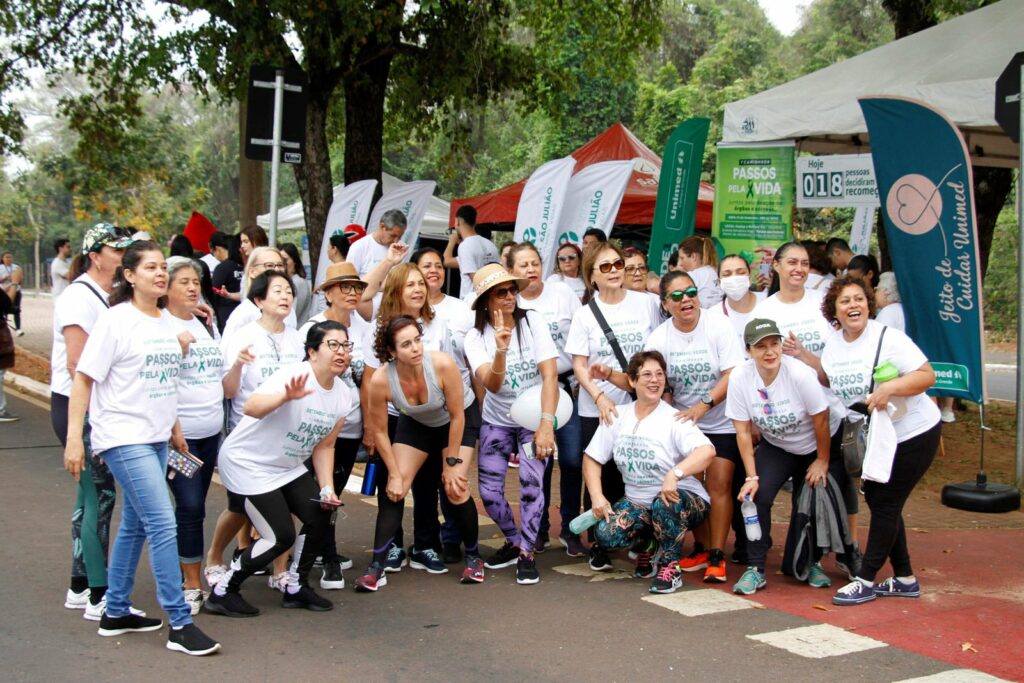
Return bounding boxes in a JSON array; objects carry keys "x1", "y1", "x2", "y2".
[
  {"x1": 167, "y1": 434, "x2": 220, "y2": 564},
  {"x1": 540, "y1": 398, "x2": 583, "y2": 537},
  {"x1": 102, "y1": 443, "x2": 191, "y2": 628}
]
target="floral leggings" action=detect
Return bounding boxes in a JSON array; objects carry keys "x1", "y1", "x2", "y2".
[{"x1": 594, "y1": 491, "x2": 708, "y2": 564}]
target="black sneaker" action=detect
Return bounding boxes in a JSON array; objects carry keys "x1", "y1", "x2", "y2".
[
  {"x1": 97, "y1": 612, "x2": 164, "y2": 636},
  {"x1": 442, "y1": 543, "x2": 463, "y2": 564},
  {"x1": 535, "y1": 531, "x2": 549, "y2": 554},
  {"x1": 409, "y1": 547, "x2": 448, "y2": 574},
  {"x1": 203, "y1": 590, "x2": 260, "y2": 618},
  {"x1": 516, "y1": 555, "x2": 540, "y2": 585},
  {"x1": 336, "y1": 553, "x2": 354, "y2": 571},
  {"x1": 484, "y1": 541, "x2": 520, "y2": 569},
  {"x1": 319, "y1": 561, "x2": 345, "y2": 590},
  {"x1": 588, "y1": 545, "x2": 613, "y2": 572},
  {"x1": 281, "y1": 585, "x2": 333, "y2": 612},
  {"x1": 166, "y1": 623, "x2": 222, "y2": 656}
]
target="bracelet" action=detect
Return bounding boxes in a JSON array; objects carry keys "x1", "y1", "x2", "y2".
[
  {"x1": 495, "y1": 347, "x2": 508, "y2": 354},
  {"x1": 593, "y1": 391, "x2": 605, "y2": 403},
  {"x1": 745, "y1": 475, "x2": 759, "y2": 481},
  {"x1": 540, "y1": 412, "x2": 558, "y2": 430}
]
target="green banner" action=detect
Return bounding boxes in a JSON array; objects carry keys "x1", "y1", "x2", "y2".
[
  {"x1": 711, "y1": 143, "x2": 794, "y2": 257},
  {"x1": 648, "y1": 118, "x2": 710, "y2": 274}
]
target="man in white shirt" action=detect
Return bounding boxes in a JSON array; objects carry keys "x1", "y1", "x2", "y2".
[
  {"x1": 443, "y1": 205, "x2": 499, "y2": 301},
  {"x1": 0, "y1": 251, "x2": 23, "y2": 335},
  {"x1": 346, "y1": 209, "x2": 408, "y2": 282},
  {"x1": 201, "y1": 231, "x2": 224, "y2": 272},
  {"x1": 50, "y1": 238, "x2": 72, "y2": 298}
]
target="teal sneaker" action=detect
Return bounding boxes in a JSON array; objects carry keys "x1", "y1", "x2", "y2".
[
  {"x1": 732, "y1": 566, "x2": 766, "y2": 595},
  {"x1": 807, "y1": 562, "x2": 832, "y2": 588}
]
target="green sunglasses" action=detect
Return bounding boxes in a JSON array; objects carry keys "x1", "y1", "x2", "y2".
[{"x1": 665, "y1": 287, "x2": 700, "y2": 302}]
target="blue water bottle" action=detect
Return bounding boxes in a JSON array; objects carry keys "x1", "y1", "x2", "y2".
[{"x1": 361, "y1": 458, "x2": 378, "y2": 496}]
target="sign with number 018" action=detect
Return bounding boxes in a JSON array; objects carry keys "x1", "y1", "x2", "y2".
[{"x1": 795, "y1": 154, "x2": 879, "y2": 208}]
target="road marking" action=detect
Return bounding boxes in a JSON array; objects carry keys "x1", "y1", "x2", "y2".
[
  {"x1": 894, "y1": 671, "x2": 1013, "y2": 683},
  {"x1": 552, "y1": 561, "x2": 634, "y2": 582},
  {"x1": 747, "y1": 623, "x2": 887, "y2": 659},
  {"x1": 643, "y1": 588, "x2": 757, "y2": 616}
]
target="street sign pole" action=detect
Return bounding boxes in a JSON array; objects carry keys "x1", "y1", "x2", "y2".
[
  {"x1": 1016, "y1": 62, "x2": 1023, "y2": 486},
  {"x1": 267, "y1": 69, "x2": 285, "y2": 246}
]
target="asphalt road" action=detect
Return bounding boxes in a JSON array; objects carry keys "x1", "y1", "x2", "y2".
[{"x1": 0, "y1": 393, "x2": 1006, "y2": 682}]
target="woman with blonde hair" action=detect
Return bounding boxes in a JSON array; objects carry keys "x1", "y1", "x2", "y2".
[{"x1": 223, "y1": 246, "x2": 297, "y2": 338}]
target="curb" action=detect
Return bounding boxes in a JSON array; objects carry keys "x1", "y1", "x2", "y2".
[{"x1": 3, "y1": 371, "x2": 51, "y2": 404}]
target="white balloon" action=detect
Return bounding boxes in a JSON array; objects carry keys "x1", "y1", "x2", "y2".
[{"x1": 508, "y1": 384, "x2": 573, "y2": 431}]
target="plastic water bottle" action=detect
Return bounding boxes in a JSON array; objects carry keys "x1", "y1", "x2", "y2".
[
  {"x1": 872, "y1": 361, "x2": 907, "y2": 419},
  {"x1": 569, "y1": 509, "x2": 600, "y2": 535},
  {"x1": 741, "y1": 498, "x2": 761, "y2": 541},
  {"x1": 361, "y1": 459, "x2": 378, "y2": 496}
]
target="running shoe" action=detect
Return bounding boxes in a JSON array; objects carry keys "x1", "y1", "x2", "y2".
[
  {"x1": 732, "y1": 566, "x2": 766, "y2": 595},
  {"x1": 508, "y1": 451, "x2": 520, "y2": 469},
  {"x1": 84, "y1": 597, "x2": 146, "y2": 622},
  {"x1": 183, "y1": 588, "x2": 205, "y2": 615},
  {"x1": 874, "y1": 576, "x2": 921, "y2": 598},
  {"x1": 0, "y1": 410, "x2": 19, "y2": 422},
  {"x1": 204, "y1": 589, "x2": 260, "y2": 617},
  {"x1": 354, "y1": 563, "x2": 388, "y2": 592},
  {"x1": 65, "y1": 588, "x2": 89, "y2": 610},
  {"x1": 97, "y1": 613, "x2": 163, "y2": 636},
  {"x1": 941, "y1": 407, "x2": 956, "y2": 423},
  {"x1": 382, "y1": 545, "x2": 408, "y2": 573},
  {"x1": 703, "y1": 559, "x2": 728, "y2": 583},
  {"x1": 535, "y1": 531, "x2": 549, "y2": 554},
  {"x1": 559, "y1": 532, "x2": 587, "y2": 558},
  {"x1": 204, "y1": 563, "x2": 228, "y2": 588},
  {"x1": 409, "y1": 547, "x2": 448, "y2": 574},
  {"x1": 808, "y1": 562, "x2": 832, "y2": 588},
  {"x1": 281, "y1": 585, "x2": 333, "y2": 611},
  {"x1": 633, "y1": 551, "x2": 656, "y2": 579},
  {"x1": 166, "y1": 623, "x2": 221, "y2": 656},
  {"x1": 588, "y1": 545, "x2": 614, "y2": 572},
  {"x1": 484, "y1": 541, "x2": 520, "y2": 569},
  {"x1": 832, "y1": 579, "x2": 876, "y2": 606},
  {"x1": 649, "y1": 563, "x2": 683, "y2": 594},
  {"x1": 461, "y1": 555, "x2": 485, "y2": 584},
  {"x1": 516, "y1": 555, "x2": 540, "y2": 585},
  {"x1": 267, "y1": 571, "x2": 291, "y2": 593},
  {"x1": 320, "y1": 560, "x2": 345, "y2": 590},
  {"x1": 678, "y1": 549, "x2": 709, "y2": 572},
  {"x1": 835, "y1": 548, "x2": 862, "y2": 581},
  {"x1": 336, "y1": 554, "x2": 354, "y2": 571}
]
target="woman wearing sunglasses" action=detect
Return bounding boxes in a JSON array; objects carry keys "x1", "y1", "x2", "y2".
[
  {"x1": 354, "y1": 316, "x2": 483, "y2": 591},
  {"x1": 726, "y1": 319, "x2": 845, "y2": 596},
  {"x1": 546, "y1": 243, "x2": 586, "y2": 301},
  {"x1": 464, "y1": 264, "x2": 559, "y2": 585},
  {"x1": 566, "y1": 243, "x2": 661, "y2": 571}
]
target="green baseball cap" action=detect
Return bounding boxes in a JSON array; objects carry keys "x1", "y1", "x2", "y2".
[
  {"x1": 81, "y1": 223, "x2": 133, "y2": 255},
  {"x1": 744, "y1": 318, "x2": 783, "y2": 346}
]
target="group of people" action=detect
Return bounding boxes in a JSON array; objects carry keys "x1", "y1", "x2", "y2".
[{"x1": 49, "y1": 208, "x2": 942, "y2": 657}]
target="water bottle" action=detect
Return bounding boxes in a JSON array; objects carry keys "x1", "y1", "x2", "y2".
[
  {"x1": 569, "y1": 509, "x2": 600, "y2": 535},
  {"x1": 360, "y1": 459, "x2": 378, "y2": 496},
  {"x1": 872, "y1": 361, "x2": 907, "y2": 419},
  {"x1": 741, "y1": 497, "x2": 761, "y2": 541}
]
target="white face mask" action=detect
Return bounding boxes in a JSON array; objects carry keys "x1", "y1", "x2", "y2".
[{"x1": 719, "y1": 275, "x2": 751, "y2": 301}]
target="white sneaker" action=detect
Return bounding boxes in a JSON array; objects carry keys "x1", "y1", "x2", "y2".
[
  {"x1": 203, "y1": 564, "x2": 227, "y2": 588},
  {"x1": 84, "y1": 597, "x2": 147, "y2": 621},
  {"x1": 183, "y1": 588, "x2": 205, "y2": 616},
  {"x1": 940, "y1": 408, "x2": 956, "y2": 423},
  {"x1": 65, "y1": 588, "x2": 89, "y2": 610},
  {"x1": 268, "y1": 571, "x2": 292, "y2": 593}
]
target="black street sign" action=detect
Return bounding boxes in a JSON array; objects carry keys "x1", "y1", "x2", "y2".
[
  {"x1": 995, "y1": 52, "x2": 1023, "y2": 143},
  {"x1": 245, "y1": 65, "x2": 307, "y2": 163}
]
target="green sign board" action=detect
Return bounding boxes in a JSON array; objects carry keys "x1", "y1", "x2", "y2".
[
  {"x1": 711, "y1": 143, "x2": 795, "y2": 256},
  {"x1": 930, "y1": 362, "x2": 970, "y2": 394}
]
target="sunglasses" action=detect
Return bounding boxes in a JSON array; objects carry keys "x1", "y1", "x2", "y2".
[
  {"x1": 336, "y1": 282, "x2": 366, "y2": 294},
  {"x1": 596, "y1": 259, "x2": 625, "y2": 274},
  {"x1": 665, "y1": 287, "x2": 700, "y2": 302},
  {"x1": 557, "y1": 254, "x2": 578, "y2": 262},
  {"x1": 491, "y1": 284, "x2": 519, "y2": 299},
  {"x1": 757, "y1": 388, "x2": 773, "y2": 415}
]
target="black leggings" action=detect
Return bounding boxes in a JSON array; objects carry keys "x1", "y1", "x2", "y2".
[
  {"x1": 580, "y1": 416, "x2": 625, "y2": 541},
  {"x1": 858, "y1": 422, "x2": 941, "y2": 582},
  {"x1": 226, "y1": 474, "x2": 329, "y2": 591},
  {"x1": 318, "y1": 436, "x2": 361, "y2": 562}
]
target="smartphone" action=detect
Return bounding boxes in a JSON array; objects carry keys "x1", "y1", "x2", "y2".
[
  {"x1": 310, "y1": 498, "x2": 344, "y2": 507},
  {"x1": 521, "y1": 442, "x2": 535, "y2": 460},
  {"x1": 849, "y1": 401, "x2": 870, "y2": 416},
  {"x1": 758, "y1": 262, "x2": 771, "y2": 279}
]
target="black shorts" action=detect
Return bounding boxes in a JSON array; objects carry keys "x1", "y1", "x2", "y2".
[
  {"x1": 707, "y1": 432, "x2": 742, "y2": 466},
  {"x1": 227, "y1": 489, "x2": 246, "y2": 514},
  {"x1": 393, "y1": 399, "x2": 481, "y2": 454}
]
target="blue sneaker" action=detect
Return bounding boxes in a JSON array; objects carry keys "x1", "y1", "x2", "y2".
[
  {"x1": 382, "y1": 545, "x2": 407, "y2": 573},
  {"x1": 409, "y1": 547, "x2": 448, "y2": 574},
  {"x1": 807, "y1": 562, "x2": 832, "y2": 588},
  {"x1": 874, "y1": 576, "x2": 921, "y2": 598},
  {"x1": 732, "y1": 566, "x2": 766, "y2": 595},
  {"x1": 832, "y1": 579, "x2": 877, "y2": 606}
]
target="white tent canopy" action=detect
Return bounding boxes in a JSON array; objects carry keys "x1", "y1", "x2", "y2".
[
  {"x1": 256, "y1": 173, "x2": 452, "y2": 238},
  {"x1": 722, "y1": 0, "x2": 1021, "y2": 168}
]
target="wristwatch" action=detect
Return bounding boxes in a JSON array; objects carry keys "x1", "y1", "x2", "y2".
[
  {"x1": 700, "y1": 392, "x2": 714, "y2": 408},
  {"x1": 445, "y1": 456, "x2": 464, "y2": 467},
  {"x1": 672, "y1": 467, "x2": 684, "y2": 479}
]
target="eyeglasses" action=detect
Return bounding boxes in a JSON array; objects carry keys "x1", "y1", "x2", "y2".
[
  {"x1": 491, "y1": 285, "x2": 519, "y2": 299},
  {"x1": 256, "y1": 261, "x2": 286, "y2": 272},
  {"x1": 665, "y1": 287, "x2": 700, "y2": 302},
  {"x1": 336, "y1": 283, "x2": 366, "y2": 295},
  {"x1": 557, "y1": 254, "x2": 578, "y2": 263},
  {"x1": 757, "y1": 388, "x2": 773, "y2": 415},
  {"x1": 625, "y1": 265, "x2": 647, "y2": 275},
  {"x1": 267, "y1": 335, "x2": 281, "y2": 362},
  {"x1": 637, "y1": 371, "x2": 665, "y2": 382},
  {"x1": 596, "y1": 259, "x2": 625, "y2": 274},
  {"x1": 321, "y1": 340, "x2": 355, "y2": 353}
]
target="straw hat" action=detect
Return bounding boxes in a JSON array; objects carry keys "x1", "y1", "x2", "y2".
[
  {"x1": 316, "y1": 262, "x2": 368, "y2": 292},
  {"x1": 470, "y1": 263, "x2": 530, "y2": 310}
]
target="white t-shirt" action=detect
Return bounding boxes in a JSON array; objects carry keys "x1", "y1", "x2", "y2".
[
  {"x1": 218, "y1": 361, "x2": 349, "y2": 496},
  {"x1": 875, "y1": 303, "x2": 905, "y2": 333},
  {"x1": 705, "y1": 291, "x2": 768, "y2": 352},
  {"x1": 644, "y1": 314, "x2": 745, "y2": 434},
  {"x1": 222, "y1": 298, "x2": 297, "y2": 341},
  {"x1": 431, "y1": 294, "x2": 475, "y2": 391},
  {"x1": 222, "y1": 321, "x2": 305, "y2": 429},
  {"x1": 50, "y1": 257, "x2": 71, "y2": 298},
  {"x1": 346, "y1": 235, "x2": 391, "y2": 278},
  {"x1": 457, "y1": 235, "x2": 500, "y2": 300},
  {"x1": 753, "y1": 289, "x2": 833, "y2": 357},
  {"x1": 299, "y1": 312, "x2": 371, "y2": 439},
  {"x1": 821, "y1": 320, "x2": 940, "y2": 442},
  {"x1": 170, "y1": 314, "x2": 226, "y2": 439},
  {"x1": 688, "y1": 265, "x2": 723, "y2": 308},
  {"x1": 805, "y1": 272, "x2": 835, "y2": 291},
  {"x1": 545, "y1": 273, "x2": 586, "y2": 300},
  {"x1": 586, "y1": 400, "x2": 711, "y2": 507},
  {"x1": 50, "y1": 274, "x2": 110, "y2": 397},
  {"x1": 565, "y1": 290, "x2": 661, "y2": 418},
  {"x1": 0, "y1": 263, "x2": 21, "y2": 291},
  {"x1": 464, "y1": 310, "x2": 558, "y2": 427},
  {"x1": 76, "y1": 304, "x2": 182, "y2": 453},
  {"x1": 726, "y1": 356, "x2": 830, "y2": 456},
  {"x1": 200, "y1": 253, "x2": 219, "y2": 273},
  {"x1": 518, "y1": 281, "x2": 581, "y2": 375}
]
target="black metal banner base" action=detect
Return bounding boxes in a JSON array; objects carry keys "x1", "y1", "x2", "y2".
[{"x1": 942, "y1": 480, "x2": 1021, "y2": 513}]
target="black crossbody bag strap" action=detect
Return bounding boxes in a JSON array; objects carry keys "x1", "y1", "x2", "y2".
[
  {"x1": 868, "y1": 326, "x2": 888, "y2": 396},
  {"x1": 588, "y1": 299, "x2": 630, "y2": 373}
]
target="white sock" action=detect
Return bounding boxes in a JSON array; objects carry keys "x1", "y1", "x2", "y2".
[
  {"x1": 858, "y1": 578, "x2": 874, "y2": 588},
  {"x1": 896, "y1": 575, "x2": 916, "y2": 585},
  {"x1": 172, "y1": 625, "x2": 184, "y2": 631}
]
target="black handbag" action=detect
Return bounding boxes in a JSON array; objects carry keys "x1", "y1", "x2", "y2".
[{"x1": 840, "y1": 326, "x2": 887, "y2": 477}]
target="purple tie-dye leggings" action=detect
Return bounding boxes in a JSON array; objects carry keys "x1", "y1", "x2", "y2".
[{"x1": 478, "y1": 424, "x2": 546, "y2": 553}]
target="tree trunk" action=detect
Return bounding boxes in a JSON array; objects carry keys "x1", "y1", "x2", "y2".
[
  {"x1": 238, "y1": 100, "x2": 264, "y2": 229},
  {"x1": 972, "y1": 166, "x2": 1014, "y2": 280},
  {"x1": 343, "y1": 52, "x2": 393, "y2": 199},
  {"x1": 881, "y1": 0, "x2": 937, "y2": 38},
  {"x1": 293, "y1": 89, "x2": 334, "y2": 281}
]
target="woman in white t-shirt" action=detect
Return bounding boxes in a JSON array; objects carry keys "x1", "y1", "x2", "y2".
[
  {"x1": 464, "y1": 263, "x2": 559, "y2": 585},
  {"x1": 64, "y1": 241, "x2": 220, "y2": 655},
  {"x1": 545, "y1": 242, "x2": 586, "y2": 301},
  {"x1": 584, "y1": 351, "x2": 714, "y2": 595},
  {"x1": 222, "y1": 247, "x2": 297, "y2": 338},
  {"x1": 164, "y1": 257, "x2": 225, "y2": 616},
  {"x1": 726, "y1": 318, "x2": 848, "y2": 599},
  {"x1": 678, "y1": 235, "x2": 724, "y2": 308},
  {"x1": 707, "y1": 254, "x2": 768, "y2": 350},
  {"x1": 818, "y1": 277, "x2": 941, "y2": 606},
  {"x1": 205, "y1": 321, "x2": 350, "y2": 618},
  {"x1": 566, "y1": 243, "x2": 661, "y2": 570},
  {"x1": 510, "y1": 243, "x2": 584, "y2": 555},
  {"x1": 874, "y1": 272, "x2": 905, "y2": 332}
]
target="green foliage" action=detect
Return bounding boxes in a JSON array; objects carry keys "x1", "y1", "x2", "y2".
[
  {"x1": 788, "y1": 0, "x2": 894, "y2": 75},
  {"x1": 982, "y1": 202, "x2": 1018, "y2": 339}
]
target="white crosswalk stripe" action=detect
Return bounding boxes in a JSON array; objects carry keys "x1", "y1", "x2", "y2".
[
  {"x1": 747, "y1": 623, "x2": 887, "y2": 659},
  {"x1": 643, "y1": 589, "x2": 758, "y2": 616},
  {"x1": 893, "y1": 671, "x2": 1014, "y2": 683},
  {"x1": 552, "y1": 561, "x2": 634, "y2": 582}
]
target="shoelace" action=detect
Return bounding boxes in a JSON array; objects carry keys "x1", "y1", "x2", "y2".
[
  {"x1": 386, "y1": 546, "x2": 403, "y2": 561},
  {"x1": 656, "y1": 564, "x2": 678, "y2": 582},
  {"x1": 421, "y1": 548, "x2": 441, "y2": 562},
  {"x1": 836, "y1": 580, "x2": 866, "y2": 595}
]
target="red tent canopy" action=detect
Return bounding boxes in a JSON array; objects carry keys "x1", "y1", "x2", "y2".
[{"x1": 449, "y1": 123, "x2": 714, "y2": 231}]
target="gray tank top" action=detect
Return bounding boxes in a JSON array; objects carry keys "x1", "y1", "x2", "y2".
[{"x1": 386, "y1": 355, "x2": 450, "y2": 427}]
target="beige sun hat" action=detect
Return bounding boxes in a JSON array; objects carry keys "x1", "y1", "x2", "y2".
[
  {"x1": 316, "y1": 261, "x2": 368, "y2": 292},
  {"x1": 469, "y1": 263, "x2": 530, "y2": 310}
]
